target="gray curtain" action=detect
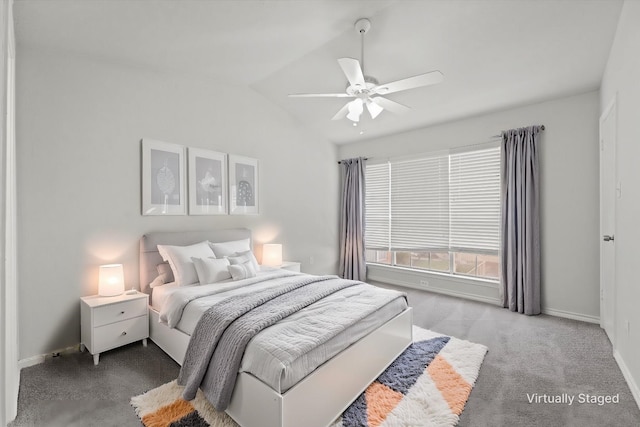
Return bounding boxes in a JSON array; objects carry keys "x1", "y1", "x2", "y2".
[
  {"x1": 338, "y1": 157, "x2": 366, "y2": 280},
  {"x1": 500, "y1": 126, "x2": 542, "y2": 315}
]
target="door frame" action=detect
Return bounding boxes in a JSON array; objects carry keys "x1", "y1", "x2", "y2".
[
  {"x1": 1, "y1": 0, "x2": 19, "y2": 423},
  {"x1": 599, "y1": 94, "x2": 617, "y2": 345}
]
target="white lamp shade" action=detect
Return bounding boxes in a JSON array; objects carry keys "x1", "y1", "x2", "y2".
[
  {"x1": 346, "y1": 99, "x2": 363, "y2": 122},
  {"x1": 262, "y1": 244, "x2": 283, "y2": 267},
  {"x1": 98, "y1": 264, "x2": 125, "y2": 296}
]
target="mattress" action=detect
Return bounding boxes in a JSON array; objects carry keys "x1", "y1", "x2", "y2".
[{"x1": 153, "y1": 269, "x2": 408, "y2": 393}]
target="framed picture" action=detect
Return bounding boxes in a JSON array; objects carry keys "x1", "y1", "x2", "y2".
[
  {"x1": 141, "y1": 139, "x2": 186, "y2": 215},
  {"x1": 188, "y1": 148, "x2": 228, "y2": 215},
  {"x1": 229, "y1": 155, "x2": 259, "y2": 215}
]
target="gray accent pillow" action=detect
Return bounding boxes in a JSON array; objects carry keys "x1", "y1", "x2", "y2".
[
  {"x1": 157, "y1": 262, "x2": 174, "y2": 282},
  {"x1": 149, "y1": 262, "x2": 175, "y2": 288}
]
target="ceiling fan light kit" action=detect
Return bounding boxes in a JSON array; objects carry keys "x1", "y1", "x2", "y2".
[{"x1": 288, "y1": 18, "x2": 444, "y2": 124}]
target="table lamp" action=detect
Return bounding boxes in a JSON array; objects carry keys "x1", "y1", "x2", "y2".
[
  {"x1": 98, "y1": 264, "x2": 125, "y2": 296},
  {"x1": 262, "y1": 244, "x2": 283, "y2": 267}
]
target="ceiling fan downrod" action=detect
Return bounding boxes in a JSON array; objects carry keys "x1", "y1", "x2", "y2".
[{"x1": 355, "y1": 18, "x2": 371, "y2": 77}]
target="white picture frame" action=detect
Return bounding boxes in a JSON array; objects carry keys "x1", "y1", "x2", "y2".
[
  {"x1": 229, "y1": 155, "x2": 259, "y2": 215},
  {"x1": 188, "y1": 148, "x2": 228, "y2": 215},
  {"x1": 141, "y1": 139, "x2": 186, "y2": 216}
]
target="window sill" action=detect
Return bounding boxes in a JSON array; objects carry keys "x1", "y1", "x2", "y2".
[
  {"x1": 366, "y1": 263, "x2": 501, "y2": 305},
  {"x1": 366, "y1": 263, "x2": 499, "y2": 288}
]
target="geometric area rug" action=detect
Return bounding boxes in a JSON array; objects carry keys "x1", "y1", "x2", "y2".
[{"x1": 131, "y1": 326, "x2": 488, "y2": 427}]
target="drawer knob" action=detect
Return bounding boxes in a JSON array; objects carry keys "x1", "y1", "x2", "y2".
[
  {"x1": 120, "y1": 311, "x2": 125, "y2": 315},
  {"x1": 121, "y1": 331, "x2": 127, "y2": 336}
]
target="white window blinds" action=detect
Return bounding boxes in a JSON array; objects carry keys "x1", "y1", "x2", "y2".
[
  {"x1": 364, "y1": 162, "x2": 390, "y2": 250},
  {"x1": 449, "y1": 146, "x2": 501, "y2": 253},
  {"x1": 390, "y1": 155, "x2": 449, "y2": 251},
  {"x1": 364, "y1": 144, "x2": 500, "y2": 254}
]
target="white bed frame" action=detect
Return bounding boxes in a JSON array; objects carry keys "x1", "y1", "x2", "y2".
[{"x1": 141, "y1": 229, "x2": 413, "y2": 427}]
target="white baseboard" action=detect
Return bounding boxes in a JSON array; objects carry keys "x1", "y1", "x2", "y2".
[
  {"x1": 18, "y1": 344, "x2": 79, "y2": 370},
  {"x1": 369, "y1": 271, "x2": 601, "y2": 325},
  {"x1": 3, "y1": 366, "x2": 19, "y2": 424},
  {"x1": 541, "y1": 307, "x2": 600, "y2": 324},
  {"x1": 18, "y1": 354, "x2": 45, "y2": 370},
  {"x1": 614, "y1": 350, "x2": 640, "y2": 410}
]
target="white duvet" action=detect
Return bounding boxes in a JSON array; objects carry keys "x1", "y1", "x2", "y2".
[{"x1": 155, "y1": 269, "x2": 408, "y2": 393}]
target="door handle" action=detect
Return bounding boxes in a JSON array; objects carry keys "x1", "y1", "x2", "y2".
[{"x1": 603, "y1": 235, "x2": 614, "y2": 242}]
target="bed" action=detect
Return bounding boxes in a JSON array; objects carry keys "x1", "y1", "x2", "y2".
[{"x1": 140, "y1": 228, "x2": 413, "y2": 427}]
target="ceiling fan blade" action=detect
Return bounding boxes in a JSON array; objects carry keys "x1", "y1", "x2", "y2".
[
  {"x1": 331, "y1": 102, "x2": 351, "y2": 120},
  {"x1": 375, "y1": 70, "x2": 444, "y2": 95},
  {"x1": 288, "y1": 93, "x2": 352, "y2": 98},
  {"x1": 365, "y1": 98, "x2": 384, "y2": 119},
  {"x1": 371, "y1": 96, "x2": 411, "y2": 115},
  {"x1": 338, "y1": 58, "x2": 366, "y2": 89}
]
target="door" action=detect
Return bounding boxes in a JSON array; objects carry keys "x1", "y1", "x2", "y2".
[{"x1": 599, "y1": 97, "x2": 617, "y2": 345}]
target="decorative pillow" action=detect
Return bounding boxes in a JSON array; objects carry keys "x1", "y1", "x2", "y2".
[
  {"x1": 191, "y1": 257, "x2": 231, "y2": 284},
  {"x1": 156, "y1": 262, "x2": 175, "y2": 282},
  {"x1": 157, "y1": 241, "x2": 216, "y2": 286},
  {"x1": 209, "y1": 238, "x2": 251, "y2": 258},
  {"x1": 228, "y1": 261, "x2": 257, "y2": 281},
  {"x1": 149, "y1": 275, "x2": 165, "y2": 289},
  {"x1": 227, "y1": 250, "x2": 260, "y2": 272},
  {"x1": 149, "y1": 262, "x2": 175, "y2": 288}
]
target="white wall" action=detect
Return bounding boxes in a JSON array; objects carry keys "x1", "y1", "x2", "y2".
[
  {"x1": 339, "y1": 91, "x2": 601, "y2": 322},
  {"x1": 600, "y1": 0, "x2": 640, "y2": 406},
  {"x1": 16, "y1": 47, "x2": 339, "y2": 360}
]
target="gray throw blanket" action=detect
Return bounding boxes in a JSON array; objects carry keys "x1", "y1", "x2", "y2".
[{"x1": 177, "y1": 274, "x2": 360, "y2": 410}]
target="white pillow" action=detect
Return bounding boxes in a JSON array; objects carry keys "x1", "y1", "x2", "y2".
[
  {"x1": 209, "y1": 238, "x2": 251, "y2": 258},
  {"x1": 191, "y1": 257, "x2": 231, "y2": 284},
  {"x1": 229, "y1": 261, "x2": 257, "y2": 281},
  {"x1": 157, "y1": 241, "x2": 216, "y2": 286},
  {"x1": 227, "y1": 250, "x2": 260, "y2": 272}
]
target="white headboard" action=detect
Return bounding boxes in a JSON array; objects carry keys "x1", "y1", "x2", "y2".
[{"x1": 139, "y1": 228, "x2": 252, "y2": 294}]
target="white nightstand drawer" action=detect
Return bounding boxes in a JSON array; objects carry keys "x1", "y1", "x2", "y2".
[
  {"x1": 93, "y1": 298, "x2": 147, "y2": 327},
  {"x1": 93, "y1": 315, "x2": 148, "y2": 354}
]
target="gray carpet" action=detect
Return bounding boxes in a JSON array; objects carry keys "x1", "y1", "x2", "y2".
[{"x1": 9, "y1": 284, "x2": 640, "y2": 427}]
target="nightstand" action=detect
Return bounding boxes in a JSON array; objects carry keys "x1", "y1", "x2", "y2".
[
  {"x1": 80, "y1": 292, "x2": 149, "y2": 365},
  {"x1": 279, "y1": 261, "x2": 301, "y2": 272}
]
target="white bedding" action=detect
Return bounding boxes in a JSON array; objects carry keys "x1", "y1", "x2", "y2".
[
  {"x1": 153, "y1": 269, "x2": 408, "y2": 393},
  {"x1": 150, "y1": 281, "x2": 179, "y2": 311}
]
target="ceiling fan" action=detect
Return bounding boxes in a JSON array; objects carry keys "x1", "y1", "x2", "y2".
[{"x1": 288, "y1": 18, "x2": 444, "y2": 123}]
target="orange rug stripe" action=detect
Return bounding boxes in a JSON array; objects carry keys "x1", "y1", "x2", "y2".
[
  {"x1": 427, "y1": 354, "x2": 472, "y2": 415},
  {"x1": 365, "y1": 382, "x2": 405, "y2": 427},
  {"x1": 141, "y1": 399, "x2": 195, "y2": 427}
]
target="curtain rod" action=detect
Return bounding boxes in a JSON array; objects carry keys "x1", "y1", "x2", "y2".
[
  {"x1": 337, "y1": 157, "x2": 368, "y2": 164},
  {"x1": 491, "y1": 124, "x2": 545, "y2": 139},
  {"x1": 338, "y1": 125, "x2": 545, "y2": 164}
]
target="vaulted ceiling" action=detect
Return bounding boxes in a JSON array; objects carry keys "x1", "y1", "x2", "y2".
[{"x1": 14, "y1": 0, "x2": 623, "y2": 144}]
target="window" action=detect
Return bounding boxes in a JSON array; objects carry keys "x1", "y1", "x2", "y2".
[{"x1": 365, "y1": 145, "x2": 500, "y2": 281}]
